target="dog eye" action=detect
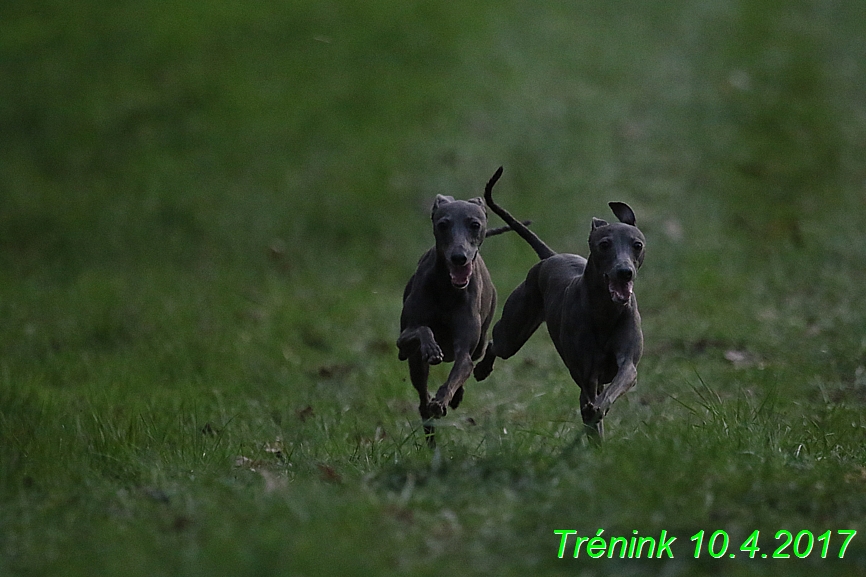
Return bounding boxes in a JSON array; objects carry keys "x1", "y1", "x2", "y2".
[
  {"x1": 598, "y1": 239, "x2": 612, "y2": 250},
  {"x1": 633, "y1": 241, "x2": 644, "y2": 250},
  {"x1": 436, "y1": 220, "x2": 451, "y2": 231},
  {"x1": 469, "y1": 221, "x2": 482, "y2": 231}
]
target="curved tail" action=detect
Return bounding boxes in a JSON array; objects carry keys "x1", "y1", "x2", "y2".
[
  {"x1": 486, "y1": 220, "x2": 532, "y2": 238},
  {"x1": 485, "y1": 167, "x2": 555, "y2": 260}
]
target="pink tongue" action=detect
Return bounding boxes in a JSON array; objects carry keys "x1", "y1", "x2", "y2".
[
  {"x1": 450, "y1": 262, "x2": 473, "y2": 287},
  {"x1": 609, "y1": 279, "x2": 633, "y2": 304}
]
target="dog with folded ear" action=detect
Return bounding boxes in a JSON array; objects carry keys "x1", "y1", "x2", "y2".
[
  {"x1": 475, "y1": 167, "x2": 646, "y2": 441},
  {"x1": 396, "y1": 170, "x2": 525, "y2": 446}
]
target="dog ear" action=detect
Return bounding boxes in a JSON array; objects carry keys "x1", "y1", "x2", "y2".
[
  {"x1": 591, "y1": 217, "x2": 609, "y2": 230},
  {"x1": 609, "y1": 202, "x2": 637, "y2": 226},
  {"x1": 467, "y1": 197, "x2": 486, "y2": 210},
  {"x1": 432, "y1": 195, "x2": 455, "y2": 218}
]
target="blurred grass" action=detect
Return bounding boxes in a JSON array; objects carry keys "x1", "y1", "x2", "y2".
[{"x1": 2, "y1": 0, "x2": 866, "y2": 575}]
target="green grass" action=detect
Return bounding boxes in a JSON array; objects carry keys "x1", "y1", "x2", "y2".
[{"x1": 2, "y1": 0, "x2": 866, "y2": 575}]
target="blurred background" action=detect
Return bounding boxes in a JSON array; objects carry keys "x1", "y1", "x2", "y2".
[{"x1": 2, "y1": 0, "x2": 864, "y2": 392}]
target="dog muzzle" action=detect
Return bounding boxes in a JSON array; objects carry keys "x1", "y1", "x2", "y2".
[
  {"x1": 605, "y1": 274, "x2": 633, "y2": 305},
  {"x1": 449, "y1": 260, "x2": 474, "y2": 289}
]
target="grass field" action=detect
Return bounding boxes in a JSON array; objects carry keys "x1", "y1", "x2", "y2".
[{"x1": 2, "y1": 0, "x2": 866, "y2": 575}]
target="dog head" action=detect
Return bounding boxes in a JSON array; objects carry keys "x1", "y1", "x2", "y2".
[
  {"x1": 588, "y1": 202, "x2": 646, "y2": 305},
  {"x1": 431, "y1": 195, "x2": 487, "y2": 289}
]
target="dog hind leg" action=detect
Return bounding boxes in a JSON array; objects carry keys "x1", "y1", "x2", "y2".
[
  {"x1": 408, "y1": 354, "x2": 436, "y2": 447},
  {"x1": 474, "y1": 272, "x2": 544, "y2": 381}
]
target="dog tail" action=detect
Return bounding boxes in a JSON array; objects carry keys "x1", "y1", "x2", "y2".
[
  {"x1": 486, "y1": 220, "x2": 532, "y2": 238},
  {"x1": 484, "y1": 167, "x2": 556, "y2": 260}
]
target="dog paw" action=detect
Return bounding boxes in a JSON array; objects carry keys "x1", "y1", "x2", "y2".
[
  {"x1": 473, "y1": 358, "x2": 493, "y2": 381},
  {"x1": 428, "y1": 399, "x2": 447, "y2": 418},
  {"x1": 581, "y1": 402, "x2": 605, "y2": 426},
  {"x1": 421, "y1": 342, "x2": 444, "y2": 365}
]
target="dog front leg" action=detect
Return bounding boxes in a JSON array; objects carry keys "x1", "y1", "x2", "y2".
[
  {"x1": 594, "y1": 361, "x2": 638, "y2": 416},
  {"x1": 397, "y1": 326, "x2": 443, "y2": 364},
  {"x1": 579, "y1": 384, "x2": 605, "y2": 441},
  {"x1": 408, "y1": 354, "x2": 436, "y2": 447},
  {"x1": 429, "y1": 351, "x2": 474, "y2": 418}
]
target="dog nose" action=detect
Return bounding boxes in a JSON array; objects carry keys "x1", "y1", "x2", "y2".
[
  {"x1": 450, "y1": 253, "x2": 468, "y2": 266},
  {"x1": 616, "y1": 267, "x2": 634, "y2": 281}
]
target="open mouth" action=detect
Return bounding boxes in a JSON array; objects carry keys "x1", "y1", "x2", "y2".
[
  {"x1": 605, "y1": 275, "x2": 633, "y2": 304},
  {"x1": 448, "y1": 261, "x2": 473, "y2": 289}
]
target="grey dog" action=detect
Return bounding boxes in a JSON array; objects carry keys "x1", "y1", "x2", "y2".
[
  {"x1": 474, "y1": 167, "x2": 646, "y2": 440},
  {"x1": 397, "y1": 180, "x2": 526, "y2": 446}
]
